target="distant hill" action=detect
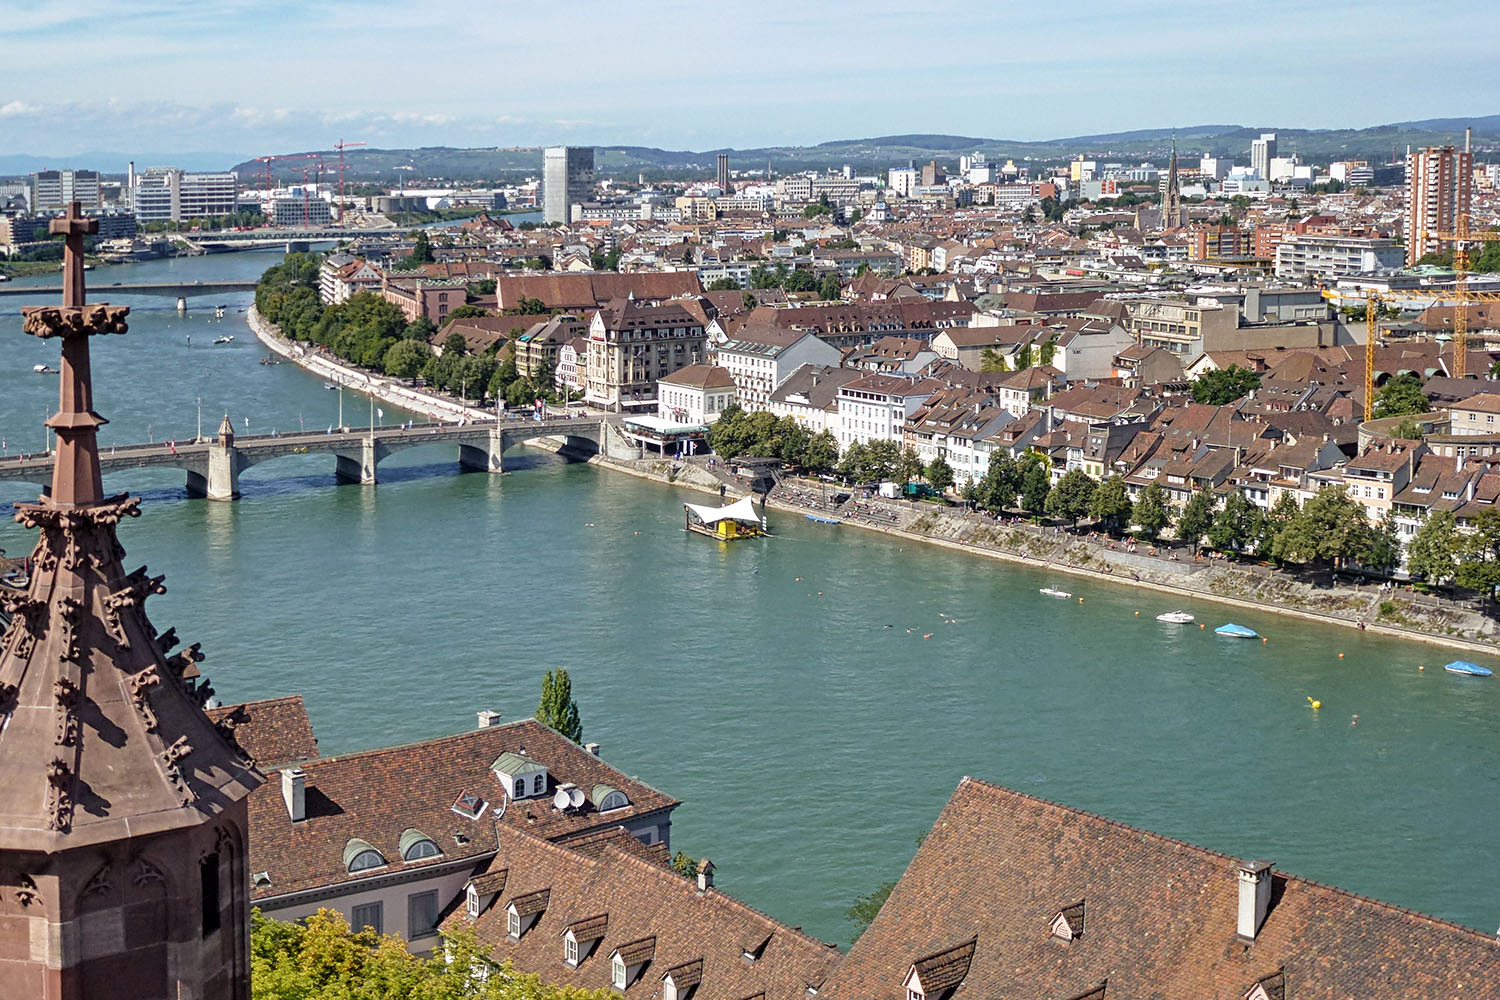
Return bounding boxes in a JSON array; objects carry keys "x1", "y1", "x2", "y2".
[
  {"x1": 205, "y1": 115, "x2": 1494, "y2": 184},
  {"x1": 0, "y1": 151, "x2": 250, "y2": 178}
]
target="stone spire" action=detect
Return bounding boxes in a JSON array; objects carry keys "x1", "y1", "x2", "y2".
[
  {"x1": 1, "y1": 202, "x2": 261, "y2": 999},
  {"x1": 1162, "y1": 131, "x2": 1182, "y2": 231}
]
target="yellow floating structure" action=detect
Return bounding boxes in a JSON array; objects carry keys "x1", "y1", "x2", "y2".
[{"x1": 684, "y1": 496, "x2": 766, "y2": 540}]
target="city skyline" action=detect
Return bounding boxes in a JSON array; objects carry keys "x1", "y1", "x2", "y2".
[{"x1": 3, "y1": 0, "x2": 1497, "y2": 158}]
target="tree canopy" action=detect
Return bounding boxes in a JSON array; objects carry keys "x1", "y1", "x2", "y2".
[
  {"x1": 538, "y1": 667, "x2": 582, "y2": 743},
  {"x1": 1371, "y1": 373, "x2": 1430, "y2": 419},
  {"x1": 1191, "y1": 365, "x2": 1261, "y2": 406},
  {"x1": 1134, "y1": 481, "x2": 1171, "y2": 540}
]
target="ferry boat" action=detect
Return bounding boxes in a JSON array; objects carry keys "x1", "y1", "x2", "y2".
[
  {"x1": 1039, "y1": 587, "x2": 1072, "y2": 599},
  {"x1": 684, "y1": 496, "x2": 766, "y2": 540}
]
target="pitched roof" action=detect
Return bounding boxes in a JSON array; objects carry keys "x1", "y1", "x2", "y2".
[
  {"x1": 208, "y1": 695, "x2": 320, "y2": 770},
  {"x1": 660, "y1": 364, "x2": 735, "y2": 389},
  {"x1": 820, "y1": 777, "x2": 1498, "y2": 1000},
  {"x1": 495, "y1": 272, "x2": 703, "y2": 311},
  {"x1": 245, "y1": 719, "x2": 678, "y2": 901},
  {"x1": 448, "y1": 826, "x2": 839, "y2": 1000}
]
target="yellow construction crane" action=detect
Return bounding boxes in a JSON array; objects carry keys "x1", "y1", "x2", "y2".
[{"x1": 1421, "y1": 214, "x2": 1500, "y2": 379}]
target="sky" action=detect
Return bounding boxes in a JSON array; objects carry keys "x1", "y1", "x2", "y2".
[{"x1": 1, "y1": 0, "x2": 1496, "y2": 165}]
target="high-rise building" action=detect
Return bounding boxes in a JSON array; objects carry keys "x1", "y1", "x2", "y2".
[
  {"x1": 542, "y1": 146, "x2": 594, "y2": 224},
  {"x1": 132, "y1": 168, "x2": 238, "y2": 222},
  {"x1": 1250, "y1": 132, "x2": 1277, "y2": 180},
  {"x1": 2, "y1": 206, "x2": 261, "y2": 999},
  {"x1": 716, "y1": 153, "x2": 730, "y2": 193},
  {"x1": 1405, "y1": 144, "x2": 1473, "y2": 265},
  {"x1": 32, "y1": 169, "x2": 101, "y2": 211}
]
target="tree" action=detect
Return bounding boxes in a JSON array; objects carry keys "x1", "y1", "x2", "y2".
[
  {"x1": 1406, "y1": 510, "x2": 1463, "y2": 585},
  {"x1": 1390, "y1": 417, "x2": 1424, "y2": 441},
  {"x1": 741, "y1": 290, "x2": 757, "y2": 310},
  {"x1": 1134, "y1": 481, "x2": 1171, "y2": 540},
  {"x1": 670, "y1": 852, "x2": 699, "y2": 880},
  {"x1": 783, "y1": 268, "x2": 817, "y2": 293},
  {"x1": 846, "y1": 882, "x2": 895, "y2": 943},
  {"x1": 707, "y1": 277, "x2": 740, "y2": 291},
  {"x1": 1360, "y1": 513, "x2": 1402, "y2": 575},
  {"x1": 1015, "y1": 344, "x2": 1035, "y2": 370},
  {"x1": 1456, "y1": 507, "x2": 1500, "y2": 596},
  {"x1": 978, "y1": 348, "x2": 1008, "y2": 373},
  {"x1": 1176, "y1": 488, "x2": 1216, "y2": 553},
  {"x1": 1271, "y1": 486, "x2": 1370, "y2": 569},
  {"x1": 925, "y1": 455, "x2": 955, "y2": 494},
  {"x1": 404, "y1": 230, "x2": 434, "y2": 266},
  {"x1": 403, "y1": 315, "x2": 436, "y2": 342},
  {"x1": 898, "y1": 446, "x2": 924, "y2": 484},
  {"x1": 510, "y1": 296, "x2": 549, "y2": 315},
  {"x1": 1045, "y1": 468, "x2": 1096, "y2": 526},
  {"x1": 1191, "y1": 365, "x2": 1261, "y2": 405},
  {"x1": 537, "y1": 667, "x2": 582, "y2": 743},
  {"x1": 818, "y1": 274, "x2": 843, "y2": 301},
  {"x1": 1088, "y1": 475, "x2": 1133, "y2": 532},
  {"x1": 1371, "y1": 373, "x2": 1429, "y2": 419},
  {"x1": 1020, "y1": 458, "x2": 1051, "y2": 516},
  {"x1": 1208, "y1": 491, "x2": 1264, "y2": 554},
  {"x1": 383, "y1": 339, "x2": 433, "y2": 381},
  {"x1": 446, "y1": 304, "x2": 489, "y2": 321},
  {"x1": 978, "y1": 454, "x2": 1022, "y2": 512},
  {"x1": 802, "y1": 430, "x2": 839, "y2": 475}
]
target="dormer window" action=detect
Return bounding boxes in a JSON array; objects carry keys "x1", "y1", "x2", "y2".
[
  {"x1": 566, "y1": 935, "x2": 579, "y2": 965},
  {"x1": 593, "y1": 784, "x2": 630, "y2": 812},
  {"x1": 508, "y1": 909, "x2": 521, "y2": 938},
  {"x1": 612, "y1": 956, "x2": 627, "y2": 989},
  {"x1": 400, "y1": 829, "x2": 442, "y2": 862},
  {"x1": 467, "y1": 886, "x2": 480, "y2": 918},
  {"x1": 1050, "y1": 901, "x2": 1085, "y2": 941},
  {"x1": 344, "y1": 839, "x2": 386, "y2": 874}
]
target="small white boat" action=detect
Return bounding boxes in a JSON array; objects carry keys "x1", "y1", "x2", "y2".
[
  {"x1": 1156, "y1": 611, "x2": 1195, "y2": 624},
  {"x1": 324, "y1": 382, "x2": 338, "y2": 390},
  {"x1": 33, "y1": 364, "x2": 55, "y2": 374},
  {"x1": 1039, "y1": 587, "x2": 1072, "y2": 599},
  {"x1": 212, "y1": 335, "x2": 234, "y2": 345}
]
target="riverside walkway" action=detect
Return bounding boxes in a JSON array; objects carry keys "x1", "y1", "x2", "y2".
[{"x1": 0, "y1": 415, "x2": 613, "y2": 500}]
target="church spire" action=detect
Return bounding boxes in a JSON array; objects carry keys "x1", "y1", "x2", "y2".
[
  {"x1": 1162, "y1": 130, "x2": 1181, "y2": 230},
  {"x1": 2, "y1": 202, "x2": 260, "y2": 999}
]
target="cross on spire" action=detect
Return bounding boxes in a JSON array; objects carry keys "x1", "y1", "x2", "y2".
[{"x1": 19, "y1": 201, "x2": 129, "y2": 506}]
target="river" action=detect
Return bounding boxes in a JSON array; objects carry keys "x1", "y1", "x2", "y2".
[{"x1": 1, "y1": 250, "x2": 1495, "y2": 943}]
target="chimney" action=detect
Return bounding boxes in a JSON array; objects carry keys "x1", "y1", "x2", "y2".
[
  {"x1": 476, "y1": 709, "x2": 502, "y2": 729},
  {"x1": 282, "y1": 768, "x2": 306, "y2": 823},
  {"x1": 1236, "y1": 860, "x2": 1274, "y2": 940},
  {"x1": 696, "y1": 859, "x2": 715, "y2": 891},
  {"x1": 585, "y1": 741, "x2": 601, "y2": 757}
]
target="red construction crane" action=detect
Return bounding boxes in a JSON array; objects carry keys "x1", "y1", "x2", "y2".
[{"x1": 333, "y1": 138, "x2": 366, "y2": 223}]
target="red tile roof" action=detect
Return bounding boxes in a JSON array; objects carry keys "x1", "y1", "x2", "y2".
[
  {"x1": 820, "y1": 778, "x2": 1497, "y2": 1000},
  {"x1": 208, "y1": 695, "x2": 320, "y2": 770}
]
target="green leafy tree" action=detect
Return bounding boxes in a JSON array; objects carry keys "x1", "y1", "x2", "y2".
[
  {"x1": 898, "y1": 446, "x2": 925, "y2": 484},
  {"x1": 1134, "y1": 481, "x2": 1171, "y2": 540},
  {"x1": 1371, "y1": 373, "x2": 1429, "y2": 419},
  {"x1": 1406, "y1": 510, "x2": 1462, "y2": 585},
  {"x1": 670, "y1": 852, "x2": 699, "y2": 880},
  {"x1": 771, "y1": 416, "x2": 811, "y2": 466},
  {"x1": 1208, "y1": 491, "x2": 1264, "y2": 553},
  {"x1": 443, "y1": 331, "x2": 469, "y2": 356},
  {"x1": 846, "y1": 882, "x2": 894, "y2": 943},
  {"x1": 818, "y1": 274, "x2": 843, "y2": 301},
  {"x1": 509, "y1": 296, "x2": 550, "y2": 316},
  {"x1": 978, "y1": 454, "x2": 1022, "y2": 512},
  {"x1": 1015, "y1": 344, "x2": 1035, "y2": 370},
  {"x1": 1191, "y1": 365, "x2": 1261, "y2": 405},
  {"x1": 707, "y1": 277, "x2": 740, "y2": 291},
  {"x1": 837, "y1": 441, "x2": 867, "y2": 482},
  {"x1": 1360, "y1": 513, "x2": 1402, "y2": 575},
  {"x1": 403, "y1": 316, "x2": 437, "y2": 342},
  {"x1": 1176, "y1": 488, "x2": 1217, "y2": 553},
  {"x1": 467, "y1": 278, "x2": 497, "y2": 296},
  {"x1": 1020, "y1": 458, "x2": 1051, "y2": 516},
  {"x1": 979, "y1": 348, "x2": 1008, "y2": 373},
  {"x1": 1456, "y1": 507, "x2": 1500, "y2": 596},
  {"x1": 1088, "y1": 475, "x2": 1133, "y2": 532},
  {"x1": 741, "y1": 290, "x2": 757, "y2": 310},
  {"x1": 925, "y1": 455, "x2": 955, "y2": 494},
  {"x1": 405, "y1": 230, "x2": 434, "y2": 265},
  {"x1": 537, "y1": 667, "x2": 582, "y2": 743},
  {"x1": 1045, "y1": 468, "x2": 1096, "y2": 525},
  {"x1": 1038, "y1": 338, "x2": 1058, "y2": 367},
  {"x1": 446, "y1": 304, "x2": 489, "y2": 321},
  {"x1": 783, "y1": 268, "x2": 818, "y2": 293},
  {"x1": 802, "y1": 430, "x2": 839, "y2": 475},
  {"x1": 1271, "y1": 486, "x2": 1370, "y2": 569},
  {"x1": 1390, "y1": 418, "x2": 1424, "y2": 441},
  {"x1": 383, "y1": 339, "x2": 433, "y2": 381}
]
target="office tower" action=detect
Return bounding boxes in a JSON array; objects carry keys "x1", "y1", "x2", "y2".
[
  {"x1": 1405, "y1": 144, "x2": 1473, "y2": 265},
  {"x1": 1250, "y1": 133, "x2": 1277, "y2": 180},
  {"x1": 543, "y1": 146, "x2": 595, "y2": 224},
  {"x1": 32, "y1": 169, "x2": 101, "y2": 211},
  {"x1": 716, "y1": 153, "x2": 730, "y2": 192}
]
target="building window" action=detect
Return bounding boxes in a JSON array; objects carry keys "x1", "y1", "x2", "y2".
[
  {"x1": 508, "y1": 910, "x2": 522, "y2": 938},
  {"x1": 403, "y1": 838, "x2": 441, "y2": 861},
  {"x1": 348, "y1": 849, "x2": 386, "y2": 873},
  {"x1": 566, "y1": 936, "x2": 579, "y2": 965},
  {"x1": 466, "y1": 887, "x2": 480, "y2": 918},
  {"x1": 200, "y1": 853, "x2": 220, "y2": 937},
  {"x1": 909, "y1": 990, "x2": 924, "y2": 1000},
  {"x1": 612, "y1": 957, "x2": 627, "y2": 989},
  {"x1": 352, "y1": 901, "x2": 383, "y2": 935},
  {"x1": 408, "y1": 890, "x2": 440, "y2": 939}
]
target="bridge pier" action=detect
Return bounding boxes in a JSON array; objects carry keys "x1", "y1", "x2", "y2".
[
  {"x1": 176, "y1": 296, "x2": 187, "y2": 314},
  {"x1": 334, "y1": 438, "x2": 379, "y2": 485},
  {"x1": 458, "y1": 426, "x2": 506, "y2": 474},
  {"x1": 205, "y1": 445, "x2": 240, "y2": 501}
]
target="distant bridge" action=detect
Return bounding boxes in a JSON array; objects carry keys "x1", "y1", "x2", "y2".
[
  {"x1": 0, "y1": 280, "x2": 260, "y2": 300},
  {"x1": 0, "y1": 416, "x2": 622, "y2": 500}
]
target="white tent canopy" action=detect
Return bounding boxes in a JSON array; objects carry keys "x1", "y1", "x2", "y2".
[{"x1": 684, "y1": 495, "x2": 761, "y2": 525}]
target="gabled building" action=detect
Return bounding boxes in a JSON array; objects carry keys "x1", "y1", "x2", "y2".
[
  {"x1": 713, "y1": 325, "x2": 841, "y2": 411},
  {"x1": 819, "y1": 777, "x2": 1498, "y2": 1000},
  {"x1": 586, "y1": 299, "x2": 706, "y2": 412},
  {"x1": 837, "y1": 375, "x2": 944, "y2": 450},
  {"x1": 448, "y1": 825, "x2": 840, "y2": 1000},
  {"x1": 767, "y1": 364, "x2": 863, "y2": 433}
]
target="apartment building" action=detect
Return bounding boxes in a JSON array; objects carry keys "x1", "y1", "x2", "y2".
[
  {"x1": 712, "y1": 325, "x2": 841, "y2": 411},
  {"x1": 585, "y1": 300, "x2": 706, "y2": 412},
  {"x1": 1406, "y1": 145, "x2": 1473, "y2": 266},
  {"x1": 1274, "y1": 234, "x2": 1404, "y2": 279},
  {"x1": 836, "y1": 374, "x2": 942, "y2": 450},
  {"x1": 133, "y1": 168, "x2": 238, "y2": 222}
]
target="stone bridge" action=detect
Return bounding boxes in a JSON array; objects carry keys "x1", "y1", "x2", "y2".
[
  {"x1": 0, "y1": 280, "x2": 261, "y2": 301},
  {"x1": 0, "y1": 416, "x2": 629, "y2": 500}
]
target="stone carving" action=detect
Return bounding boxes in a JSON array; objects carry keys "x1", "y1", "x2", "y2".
[
  {"x1": 156, "y1": 627, "x2": 180, "y2": 655},
  {"x1": 166, "y1": 643, "x2": 204, "y2": 680},
  {"x1": 56, "y1": 596, "x2": 83, "y2": 663},
  {"x1": 53, "y1": 677, "x2": 80, "y2": 747},
  {"x1": 1, "y1": 594, "x2": 45, "y2": 660},
  {"x1": 159, "y1": 736, "x2": 193, "y2": 804},
  {"x1": 131, "y1": 857, "x2": 166, "y2": 889},
  {"x1": 20, "y1": 303, "x2": 130, "y2": 339},
  {"x1": 15, "y1": 874, "x2": 40, "y2": 910},
  {"x1": 45, "y1": 758, "x2": 73, "y2": 832},
  {"x1": 81, "y1": 863, "x2": 113, "y2": 899},
  {"x1": 0, "y1": 682, "x2": 17, "y2": 715},
  {"x1": 127, "y1": 665, "x2": 161, "y2": 731}
]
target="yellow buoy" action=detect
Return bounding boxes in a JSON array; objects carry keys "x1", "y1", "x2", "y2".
[
  {"x1": 1200, "y1": 623, "x2": 1206, "y2": 629},
  {"x1": 1419, "y1": 665, "x2": 1425, "y2": 671},
  {"x1": 1262, "y1": 637, "x2": 1268, "y2": 643},
  {"x1": 1338, "y1": 652, "x2": 1344, "y2": 659},
  {"x1": 1307, "y1": 697, "x2": 1321, "y2": 710},
  {"x1": 1078, "y1": 597, "x2": 1084, "y2": 603},
  {"x1": 1134, "y1": 610, "x2": 1140, "y2": 616}
]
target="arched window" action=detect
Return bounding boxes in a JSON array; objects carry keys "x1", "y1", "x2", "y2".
[
  {"x1": 532, "y1": 774, "x2": 546, "y2": 795},
  {"x1": 348, "y1": 850, "x2": 385, "y2": 873},
  {"x1": 400, "y1": 829, "x2": 442, "y2": 862}
]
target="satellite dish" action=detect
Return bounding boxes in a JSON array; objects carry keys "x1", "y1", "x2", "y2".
[
  {"x1": 568, "y1": 787, "x2": 585, "y2": 809},
  {"x1": 553, "y1": 788, "x2": 572, "y2": 811}
]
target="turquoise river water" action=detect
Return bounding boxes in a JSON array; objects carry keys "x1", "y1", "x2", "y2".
[{"x1": 0, "y1": 251, "x2": 1496, "y2": 943}]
